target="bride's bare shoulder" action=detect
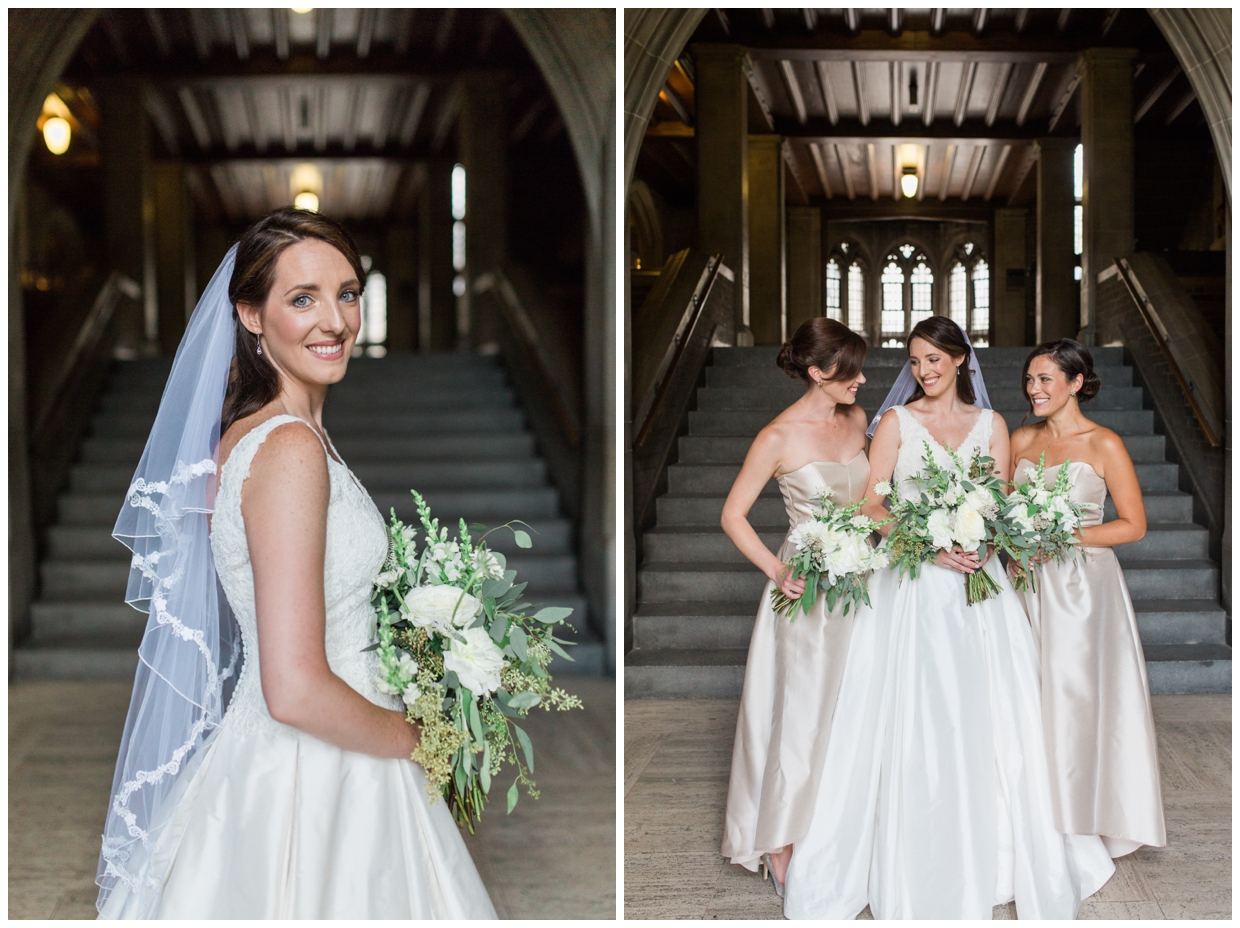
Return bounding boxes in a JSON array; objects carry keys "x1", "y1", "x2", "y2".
[{"x1": 218, "y1": 406, "x2": 305, "y2": 474}]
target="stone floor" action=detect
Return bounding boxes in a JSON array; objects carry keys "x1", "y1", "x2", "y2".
[
  {"x1": 624, "y1": 695, "x2": 1231, "y2": 920},
  {"x1": 10, "y1": 676, "x2": 616, "y2": 919}
]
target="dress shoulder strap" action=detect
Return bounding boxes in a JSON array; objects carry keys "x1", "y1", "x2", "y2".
[
  {"x1": 220, "y1": 414, "x2": 327, "y2": 495},
  {"x1": 974, "y1": 408, "x2": 996, "y2": 456}
]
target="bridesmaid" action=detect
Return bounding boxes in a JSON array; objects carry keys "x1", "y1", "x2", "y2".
[
  {"x1": 719, "y1": 318, "x2": 870, "y2": 896},
  {"x1": 1009, "y1": 339, "x2": 1167, "y2": 857}
]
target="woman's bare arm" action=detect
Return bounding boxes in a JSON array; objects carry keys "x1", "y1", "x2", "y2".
[
  {"x1": 243, "y1": 422, "x2": 418, "y2": 759},
  {"x1": 721, "y1": 426, "x2": 805, "y2": 599},
  {"x1": 1079, "y1": 430, "x2": 1146, "y2": 547}
]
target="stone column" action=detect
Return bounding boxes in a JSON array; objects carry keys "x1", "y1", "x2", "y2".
[
  {"x1": 1035, "y1": 137, "x2": 1078, "y2": 343},
  {"x1": 785, "y1": 205, "x2": 821, "y2": 336},
  {"x1": 419, "y1": 160, "x2": 456, "y2": 352},
  {"x1": 993, "y1": 207, "x2": 1028, "y2": 346},
  {"x1": 152, "y1": 161, "x2": 192, "y2": 354},
  {"x1": 100, "y1": 81, "x2": 155, "y2": 354},
  {"x1": 1079, "y1": 48, "x2": 1137, "y2": 343},
  {"x1": 692, "y1": 43, "x2": 751, "y2": 344},
  {"x1": 457, "y1": 72, "x2": 508, "y2": 351},
  {"x1": 384, "y1": 224, "x2": 417, "y2": 352},
  {"x1": 748, "y1": 134, "x2": 785, "y2": 345}
]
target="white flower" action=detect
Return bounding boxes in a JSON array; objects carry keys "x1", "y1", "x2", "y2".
[
  {"x1": 849, "y1": 514, "x2": 872, "y2": 531},
  {"x1": 401, "y1": 681, "x2": 422, "y2": 706},
  {"x1": 873, "y1": 480, "x2": 893, "y2": 497},
  {"x1": 1031, "y1": 486, "x2": 1050, "y2": 506},
  {"x1": 954, "y1": 505, "x2": 986, "y2": 550},
  {"x1": 375, "y1": 675, "x2": 400, "y2": 696},
  {"x1": 402, "y1": 584, "x2": 482, "y2": 634},
  {"x1": 927, "y1": 508, "x2": 955, "y2": 551},
  {"x1": 397, "y1": 653, "x2": 418, "y2": 679},
  {"x1": 400, "y1": 524, "x2": 417, "y2": 546},
  {"x1": 945, "y1": 485, "x2": 963, "y2": 505},
  {"x1": 374, "y1": 568, "x2": 402, "y2": 589},
  {"x1": 473, "y1": 548, "x2": 505, "y2": 580},
  {"x1": 819, "y1": 486, "x2": 836, "y2": 501},
  {"x1": 443, "y1": 626, "x2": 506, "y2": 696},
  {"x1": 964, "y1": 488, "x2": 992, "y2": 513}
]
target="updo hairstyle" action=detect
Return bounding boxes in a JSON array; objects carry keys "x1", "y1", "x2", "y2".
[
  {"x1": 221, "y1": 207, "x2": 366, "y2": 434},
  {"x1": 776, "y1": 317, "x2": 867, "y2": 384},
  {"x1": 1021, "y1": 338, "x2": 1101, "y2": 421},
  {"x1": 905, "y1": 315, "x2": 976, "y2": 405}
]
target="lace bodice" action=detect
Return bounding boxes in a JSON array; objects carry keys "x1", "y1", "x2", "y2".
[
  {"x1": 891, "y1": 405, "x2": 994, "y2": 499},
  {"x1": 210, "y1": 415, "x2": 397, "y2": 737}
]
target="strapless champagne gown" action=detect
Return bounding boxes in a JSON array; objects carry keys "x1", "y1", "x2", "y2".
[
  {"x1": 1013, "y1": 458, "x2": 1167, "y2": 857},
  {"x1": 721, "y1": 452, "x2": 870, "y2": 872}
]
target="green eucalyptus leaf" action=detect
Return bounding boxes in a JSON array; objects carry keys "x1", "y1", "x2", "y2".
[
  {"x1": 513, "y1": 530, "x2": 532, "y2": 548},
  {"x1": 489, "y1": 613, "x2": 510, "y2": 643},
  {"x1": 546, "y1": 638, "x2": 575, "y2": 662},
  {"x1": 507, "y1": 691, "x2": 541, "y2": 709},
  {"x1": 509, "y1": 626, "x2": 528, "y2": 660},
  {"x1": 533, "y1": 606, "x2": 574, "y2": 624},
  {"x1": 513, "y1": 724, "x2": 535, "y2": 773},
  {"x1": 507, "y1": 780, "x2": 519, "y2": 813},
  {"x1": 480, "y1": 740, "x2": 491, "y2": 794}
]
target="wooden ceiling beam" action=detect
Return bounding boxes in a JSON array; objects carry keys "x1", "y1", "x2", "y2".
[
  {"x1": 939, "y1": 142, "x2": 956, "y2": 200},
  {"x1": 960, "y1": 144, "x2": 985, "y2": 200},
  {"x1": 778, "y1": 61, "x2": 808, "y2": 124},
  {"x1": 815, "y1": 60, "x2": 839, "y2": 125},
  {"x1": 1015, "y1": 61, "x2": 1048, "y2": 126},
  {"x1": 1046, "y1": 67, "x2": 1081, "y2": 133},
  {"x1": 923, "y1": 60, "x2": 939, "y2": 126},
  {"x1": 890, "y1": 61, "x2": 902, "y2": 126},
  {"x1": 145, "y1": 10, "x2": 172, "y2": 58},
  {"x1": 1164, "y1": 88, "x2": 1197, "y2": 126},
  {"x1": 852, "y1": 61, "x2": 869, "y2": 126},
  {"x1": 953, "y1": 61, "x2": 977, "y2": 126},
  {"x1": 983, "y1": 143, "x2": 1012, "y2": 200},
  {"x1": 273, "y1": 10, "x2": 290, "y2": 61},
  {"x1": 228, "y1": 10, "x2": 250, "y2": 61},
  {"x1": 866, "y1": 142, "x2": 879, "y2": 200},
  {"x1": 1134, "y1": 64, "x2": 1181, "y2": 123},
  {"x1": 835, "y1": 142, "x2": 856, "y2": 199},
  {"x1": 986, "y1": 62, "x2": 1013, "y2": 127},
  {"x1": 809, "y1": 142, "x2": 832, "y2": 198},
  {"x1": 357, "y1": 10, "x2": 376, "y2": 59},
  {"x1": 773, "y1": 114, "x2": 1050, "y2": 141}
]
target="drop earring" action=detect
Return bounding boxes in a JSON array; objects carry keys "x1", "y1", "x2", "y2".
[{"x1": 256, "y1": 334, "x2": 262, "y2": 356}]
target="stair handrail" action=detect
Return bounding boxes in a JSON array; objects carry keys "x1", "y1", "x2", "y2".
[
  {"x1": 33, "y1": 271, "x2": 141, "y2": 442},
  {"x1": 1112, "y1": 257, "x2": 1222, "y2": 448},
  {"x1": 472, "y1": 267, "x2": 581, "y2": 448},
  {"x1": 633, "y1": 253, "x2": 724, "y2": 449}
]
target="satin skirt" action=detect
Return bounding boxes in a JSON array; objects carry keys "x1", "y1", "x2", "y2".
[
  {"x1": 721, "y1": 563, "x2": 855, "y2": 872},
  {"x1": 1018, "y1": 547, "x2": 1167, "y2": 855},
  {"x1": 97, "y1": 716, "x2": 497, "y2": 919},
  {"x1": 784, "y1": 560, "x2": 1115, "y2": 920}
]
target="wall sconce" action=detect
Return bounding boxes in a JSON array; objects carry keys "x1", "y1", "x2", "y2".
[
  {"x1": 294, "y1": 191, "x2": 320, "y2": 212},
  {"x1": 900, "y1": 166, "x2": 919, "y2": 198},
  {"x1": 40, "y1": 93, "x2": 73, "y2": 155}
]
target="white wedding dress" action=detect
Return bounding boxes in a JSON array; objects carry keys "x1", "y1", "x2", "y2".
[
  {"x1": 99, "y1": 415, "x2": 496, "y2": 919},
  {"x1": 783, "y1": 405, "x2": 1115, "y2": 920}
]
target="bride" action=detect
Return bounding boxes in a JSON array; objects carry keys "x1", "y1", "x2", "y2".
[
  {"x1": 96, "y1": 208, "x2": 496, "y2": 918},
  {"x1": 783, "y1": 317, "x2": 1115, "y2": 920}
]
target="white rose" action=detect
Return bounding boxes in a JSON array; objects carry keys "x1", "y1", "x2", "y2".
[
  {"x1": 443, "y1": 626, "x2": 506, "y2": 696},
  {"x1": 964, "y1": 488, "x2": 992, "y2": 513},
  {"x1": 954, "y1": 505, "x2": 986, "y2": 550},
  {"x1": 401, "y1": 681, "x2": 422, "y2": 706},
  {"x1": 926, "y1": 508, "x2": 955, "y2": 551},
  {"x1": 401, "y1": 584, "x2": 482, "y2": 634},
  {"x1": 1031, "y1": 487, "x2": 1050, "y2": 506}
]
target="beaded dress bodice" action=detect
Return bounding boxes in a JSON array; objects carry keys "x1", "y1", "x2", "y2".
[{"x1": 209, "y1": 415, "x2": 397, "y2": 736}]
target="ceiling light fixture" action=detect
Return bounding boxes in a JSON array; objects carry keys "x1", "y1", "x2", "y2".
[
  {"x1": 294, "y1": 190, "x2": 320, "y2": 212},
  {"x1": 291, "y1": 7, "x2": 313, "y2": 13},
  {"x1": 900, "y1": 165, "x2": 919, "y2": 198},
  {"x1": 43, "y1": 116, "x2": 71, "y2": 155}
]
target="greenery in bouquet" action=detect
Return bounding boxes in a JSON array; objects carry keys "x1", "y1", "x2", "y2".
[
  {"x1": 368, "y1": 490, "x2": 582, "y2": 833},
  {"x1": 1001, "y1": 452, "x2": 1101, "y2": 593},
  {"x1": 771, "y1": 487, "x2": 889, "y2": 619},
  {"x1": 883, "y1": 441, "x2": 1007, "y2": 605}
]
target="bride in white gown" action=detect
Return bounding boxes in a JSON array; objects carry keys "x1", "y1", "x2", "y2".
[
  {"x1": 96, "y1": 208, "x2": 495, "y2": 918},
  {"x1": 783, "y1": 317, "x2": 1114, "y2": 920}
]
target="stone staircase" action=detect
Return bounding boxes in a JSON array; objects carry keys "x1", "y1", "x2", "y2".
[
  {"x1": 628, "y1": 346, "x2": 1230, "y2": 697},
  {"x1": 15, "y1": 353, "x2": 603, "y2": 680}
]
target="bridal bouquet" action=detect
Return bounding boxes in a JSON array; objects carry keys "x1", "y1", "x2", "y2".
[
  {"x1": 883, "y1": 441, "x2": 1007, "y2": 604},
  {"x1": 369, "y1": 490, "x2": 582, "y2": 832},
  {"x1": 770, "y1": 487, "x2": 888, "y2": 619},
  {"x1": 1001, "y1": 452, "x2": 1101, "y2": 593}
]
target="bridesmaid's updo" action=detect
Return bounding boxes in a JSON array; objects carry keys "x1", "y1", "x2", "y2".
[
  {"x1": 1021, "y1": 339, "x2": 1101, "y2": 419},
  {"x1": 906, "y1": 315, "x2": 977, "y2": 405},
  {"x1": 776, "y1": 317, "x2": 867, "y2": 383}
]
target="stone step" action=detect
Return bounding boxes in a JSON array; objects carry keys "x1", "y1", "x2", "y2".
[
  {"x1": 78, "y1": 433, "x2": 537, "y2": 465},
  {"x1": 92, "y1": 409, "x2": 528, "y2": 439},
  {"x1": 46, "y1": 518, "x2": 574, "y2": 560},
  {"x1": 664, "y1": 461, "x2": 1180, "y2": 496},
  {"x1": 70, "y1": 459, "x2": 550, "y2": 494},
  {"x1": 694, "y1": 385, "x2": 1145, "y2": 412},
  {"x1": 624, "y1": 643, "x2": 1230, "y2": 697},
  {"x1": 675, "y1": 433, "x2": 1167, "y2": 465},
  {"x1": 61, "y1": 486, "x2": 563, "y2": 526},
  {"x1": 40, "y1": 549, "x2": 582, "y2": 600},
  {"x1": 631, "y1": 598, "x2": 1228, "y2": 652},
  {"x1": 687, "y1": 408, "x2": 1155, "y2": 437},
  {"x1": 654, "y1": 489, "x2": 1195, "y2": 529},
  {"x1": 704, "y1": 364, "x2": 1134, "y2": 388}
]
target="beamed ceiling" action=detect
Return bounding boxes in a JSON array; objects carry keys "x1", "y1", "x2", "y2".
[
  {"x1": 58, "y1": 9, "x2": 559, "y2": 223},
  {"x1": 639, "y1": 7, "x2": 1207, "y2": 210}
]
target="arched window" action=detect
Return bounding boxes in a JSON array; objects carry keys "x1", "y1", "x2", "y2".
[
  {"x1": 881, "y1": 262, "x2": 905, "y2": 345},
  {"x1": 971, "y1": 260, "x2": 990, "y2": 344},
  {"x1": 949, "y1": 261, "x2": 968, "y2": 329},
  {"x1": 358, "y1": 268, "x2": 388, "y2": 358},
  {"x1": 879, "y1": 243, "x2": 934, "y2": 346},
  {"x1": 846, "y1": 262, "x2": 865, "y2": 334},
  {"x1": 825, "y1": 259, "x2": 842, "y2": 321}
]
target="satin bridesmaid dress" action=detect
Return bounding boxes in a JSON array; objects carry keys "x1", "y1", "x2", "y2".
[
  {"x1": 721, "y1": 452, "x2": 870, "y2": 873},
  {"x1": 1013, "y1": 458, "x2": 1167, "y2": 857}
]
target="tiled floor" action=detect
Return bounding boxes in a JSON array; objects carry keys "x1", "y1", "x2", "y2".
[
  {"x1": 9, "y1": 676, "x2": 616, "y2": 919},
  {"x1": 624, "y1": 695, "x2": 1230, "y2": 920}
]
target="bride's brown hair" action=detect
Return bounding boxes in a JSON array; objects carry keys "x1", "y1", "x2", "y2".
[
  {"x1": 221, "y1": 208, "x2": 365, "y2": 434},
  {"x1": 906, "y1": 316, "x2": 976, "y2": 406}
]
